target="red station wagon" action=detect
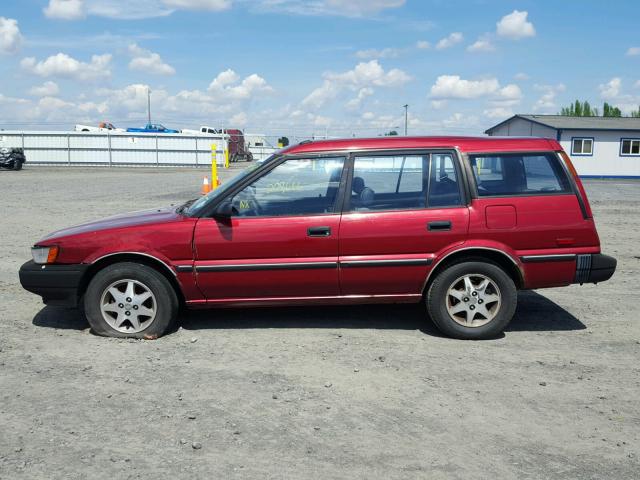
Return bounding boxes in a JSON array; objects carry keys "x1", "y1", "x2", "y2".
[{"x1": 19, "y1": 137, "x2": 616, "y2": 340}]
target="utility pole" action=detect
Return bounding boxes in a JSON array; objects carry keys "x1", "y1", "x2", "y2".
[
  {"x1": 403, "y1": 104, "x2": 408, "y2": 136},
  {"x1": 147, "y1": 88, "x2": 151, "y2": 124}
]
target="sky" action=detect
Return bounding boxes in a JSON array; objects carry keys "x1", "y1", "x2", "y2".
[{"x1": 0, "y1": 0, "x2": 639, "y2": 138}]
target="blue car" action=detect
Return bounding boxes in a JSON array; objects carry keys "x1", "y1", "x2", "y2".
[{"x1": 126, "y1": 123, "x2": 180, "y2": 133}]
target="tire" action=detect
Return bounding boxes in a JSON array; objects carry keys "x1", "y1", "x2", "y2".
[
  {"x1": 84, "y1": 262, "x2": 179, "y2": 339},
  {"x1": 426, "y1": 261, "x2": 517, "y2": 340},
  {"x1": 12, "y1": 155, "x2": 23, "y2": 171}
]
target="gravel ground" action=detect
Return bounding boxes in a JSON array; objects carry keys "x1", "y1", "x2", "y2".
[{"x1": 0, "y1": 166, "x2": 639, "y2": 480}]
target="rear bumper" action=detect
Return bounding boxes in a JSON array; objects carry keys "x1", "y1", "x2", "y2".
[
  {"x1": 575, "y1": 253, "x2": 616, "y2": 284},
  {"x1": 19, "y1": 260, "x2": 88, "y2": 307}
]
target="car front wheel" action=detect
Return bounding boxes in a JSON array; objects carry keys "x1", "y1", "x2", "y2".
[
  {"x1": 84, "y1": 262, "x2": 179, "y2": 339},
  {"x1": 426, "y1": 261, "x2": 517, "y2": 340}
]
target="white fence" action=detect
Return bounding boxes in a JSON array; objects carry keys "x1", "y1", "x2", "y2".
[{"x1": 0, "y1": 131, "x2": 230, "y2": 167}]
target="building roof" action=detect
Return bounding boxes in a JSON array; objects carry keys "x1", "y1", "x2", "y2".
[
  {"x1": 284, "y1": 136, "x2": 561, "y2": 155},
  {"x1": 486, "y1": 114, "x2": 640, "y2": 134}
]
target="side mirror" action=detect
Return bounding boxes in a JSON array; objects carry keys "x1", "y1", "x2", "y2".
[{"x1": 213, "y1": 200, "x2": 236, "y2": 220}]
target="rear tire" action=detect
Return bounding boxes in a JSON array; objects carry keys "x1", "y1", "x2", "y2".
[
  {"x1": 12, "y1": 157, "x2": 23, "y2": 171},
  {"x1": 84, "y1": 262, "x2": 179, "y2": 339},
  {"x1": 426, "y1": 261, "x2": 517, "y2": 340}
]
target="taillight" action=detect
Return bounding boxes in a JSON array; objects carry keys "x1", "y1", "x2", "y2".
[{"x1": 558, "y1": 150, "x2": 593, "y2": 219}]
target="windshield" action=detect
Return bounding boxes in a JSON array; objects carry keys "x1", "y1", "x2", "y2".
[{"x1": 183, "y1": 155, "x2": 278, "y2": 216}]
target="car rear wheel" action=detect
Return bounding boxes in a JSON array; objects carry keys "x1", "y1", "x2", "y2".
[
  {"x1": 426, "y1": 261, "x2": 517, "y2": 340},
  {"x1": 84, "y1": 262, "x2": 178, "y2": 339}
]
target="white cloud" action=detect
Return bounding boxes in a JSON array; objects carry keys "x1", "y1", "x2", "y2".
[
  {"x1": 599, "y1": 77, "x2": 622, "y2": 99},
  {"x1": 252, "y1": 0, "x2": 405, "y2": 17},
  {"x1": 229, "y1": 111, "x2": 248, "y2": 126},
  {"x1": 128, "y1": 43, "x2": 175, "y2": 75},
  {"x1": 355, "y1": 47, "x2": 401, "y2": 59},
  {"x1": 429, "y1": 75, "x2": 500, "y2": 99},
  {"x1": 435, "y1": 32, "x2": 463, "y2": 50},
  {"x1": 493, "y1": 84, "x2": 522, "y2": 105},
  {"x1": 416, "y1": 40, "x2": 430, "y2": 49},
  {"x1": 345, "y1": 87, "x2": 373, "y2": 110},
  {"x1": 161, "y1": 0, "x2": 231, "y2": 10},
  {"x1": 467, "y1": 36, "x2": 495, "y2": 53},
  {"x1": 44, "y1": 0, "x2": 85, "y2": 20},
  {"x1": 483, "y1": 107, "x2": 513, "y2": 119},
  {"x1": 207, "y1": 69, "x2": 273, "y2": 99},
  {"x1": 496, "y1": 10, "x2": 535, "y2": 39},
  {"x1": 514, "y1": 72, "x2": 529, "y2": 81},
  {"x1": 325, "y1": 60, "x2": 411, "y2": 87},
  {"x1": 430, "y1": 100, "x2": 447, "y2": 109},
  {"x1": 635, "y1": 80, "x2": 640, "y2": 89},
  {"x1": 0, "y1": 17, "x2": 23, "y2": 54},
  {"x1": 303, "y1": 61, "x2": 410, "y2": 110},
  {"x1": 533, "y1": 83, "x2": 565, "y2": 111},
  {"x1": 28, "y1": 81, "x2": 60, "y2": 97},
  {"x1": 626, "y1": 47, "x2": 640, "y2": 56},
  {"x1": 21, "y1": 53, "x2": 112, "y2": 81}
]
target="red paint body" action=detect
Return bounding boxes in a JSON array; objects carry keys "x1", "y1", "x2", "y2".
[{"x1": 34, "y1": 136, "x2": 605, "y2": 308}]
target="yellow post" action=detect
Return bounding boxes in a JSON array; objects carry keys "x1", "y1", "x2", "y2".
[
  {"x1": 224, "y1": 147, "x2": 229, "y2": 169},
  {"x1": 211, "y1": 143, "x2": 218, "y2": 189}
]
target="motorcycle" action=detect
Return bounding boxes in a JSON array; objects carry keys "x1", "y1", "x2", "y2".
[{"x1": 0, "y1": 147, "x2": 26, "y2": 170}]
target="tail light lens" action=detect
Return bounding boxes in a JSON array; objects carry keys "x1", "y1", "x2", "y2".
[
  {"x1": 559, "y1": 151, "x2": 593, "y2": 219},
  {"x1": 31, "y1": 245, "x2": 59, "y2": 264}
]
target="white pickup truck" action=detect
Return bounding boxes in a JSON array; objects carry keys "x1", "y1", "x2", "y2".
[{"x1": 75, "y1": 122, "x2": 125, "y2": 132}]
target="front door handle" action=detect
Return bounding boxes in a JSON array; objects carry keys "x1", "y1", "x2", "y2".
[
  {"x1": 428, "y1": 220, "x2": 452, "y2": 231},
  {"x1": 308, "y1": 226, "x2": 331, "y2": 237}
]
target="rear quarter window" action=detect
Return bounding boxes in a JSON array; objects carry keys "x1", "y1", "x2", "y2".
[{"x1": 469, "y1": 153, "x2": 571, "y2": 197}]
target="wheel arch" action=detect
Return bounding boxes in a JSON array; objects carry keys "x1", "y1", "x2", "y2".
[
  {"x1": 79, "y1": 253, "x2": 185, "y2": 305},
  {"x1": 423, "y1": 247, "x2": 524, "y2": 294}
]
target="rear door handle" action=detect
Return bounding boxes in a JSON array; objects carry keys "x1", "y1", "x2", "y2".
[
  {"x1": 428, "y1": 220, "x2": 452, "y2": 231},
  {"x1": 307, "y1": 226, "x2": 331, "y2": 237}
]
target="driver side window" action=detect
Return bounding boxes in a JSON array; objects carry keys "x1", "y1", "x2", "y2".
[{"x1": 231, "y1": 157, "x2": 345, "y2": 217}]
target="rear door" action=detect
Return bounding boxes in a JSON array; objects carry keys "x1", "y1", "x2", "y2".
[
  {"x1": 466, "y1": 152, "x2": 599, "y2": 287},
  {"x1": 193, "y1": 155, "x2": 346, "y2": 301},
  {"x1": 338, "y1": 151, "x2": 470, "y2": 296}
]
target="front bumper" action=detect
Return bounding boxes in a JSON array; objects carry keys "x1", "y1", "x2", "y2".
[
  {"x1": 575, "y1": 253, "x2": 617, "y2": 284},
  {"x1": 19, "y1": 260, "x2": 89, "y2": 307}
]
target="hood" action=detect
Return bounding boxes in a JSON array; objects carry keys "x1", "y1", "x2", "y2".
[{"x1": 40, "y1": 206, "x2": 181, "y2": 242}]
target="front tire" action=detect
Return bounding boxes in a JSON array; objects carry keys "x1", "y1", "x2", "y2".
[
  {"x1": 12, "y1": 157, "x2": 23, "y2": 170},
  {"x1": 84, "y1": 262, "x2": 178, "y2": 339},
  {"x1": 426, "y1": 261, "x2": 517, "y2": 340}
]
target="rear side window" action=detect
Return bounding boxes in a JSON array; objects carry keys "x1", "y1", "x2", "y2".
[
  {"x1": 348, "y1": 153, "x2": 462, "y2": 212},
  {"x1": 470, "y1": 153, "x2": 571, "y2": 197}
]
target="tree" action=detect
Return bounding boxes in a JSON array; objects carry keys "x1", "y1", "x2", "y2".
[
  {"x1": 385, "y1": 130, "x2": 399, "y2": 136},
  {"x1": 602, "y1": 102, "x2": 622, "y2": 117},
  {"x1": 631, "y1": 106, "x2": 640, "y2": 118},
  {"x1": 560, "y1": 100, "x2": 624, "y2": 117}
]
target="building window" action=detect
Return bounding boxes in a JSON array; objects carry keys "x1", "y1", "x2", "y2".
[
  {"x1": 571, "y1": 137, "x2": 594, "y2": 156},
  {"x1": 620, "y1": 138, "x2": 640, "y2": 156}
]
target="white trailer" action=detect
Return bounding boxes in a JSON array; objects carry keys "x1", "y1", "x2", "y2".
[{"x1": 0, "y1": 130, "x2": 230, "y2": 167}]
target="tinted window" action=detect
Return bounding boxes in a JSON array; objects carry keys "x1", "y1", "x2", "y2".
[
  {"x1": 349, "y1": 155, "x2": 427, "y2": 211},
  {"x1": 231, "y1": 157, "x2": 344, "y2": 217},
  {"x1": 429, "y1": 154, "x2": 462, "y2": 207},
  {"x1": 348, "y1": 153, "x2": 462, "y2": 211},
  {"x1": 470, "y1": 153, "x2": 571, "y2": 197}
]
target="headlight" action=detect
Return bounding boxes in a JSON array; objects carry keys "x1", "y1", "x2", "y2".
[{"x1": 31, "y1": 245, "x2": 59, "y2": 264}]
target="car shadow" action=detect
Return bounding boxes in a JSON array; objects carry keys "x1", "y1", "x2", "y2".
[
  {"x1": 32, "y1": 290, "x2": 585, "y2": 336},
  {"x1": 32, "y1": 306, "x2": 89, "y2": 331}
]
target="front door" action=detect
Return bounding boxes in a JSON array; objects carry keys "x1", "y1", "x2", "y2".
[
  {"x1": 193, "y1": 156, "x2": 346, "y2": 302},
  {"x1": 338, "y1": 151, "x2": 470, "y2": 296}
]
